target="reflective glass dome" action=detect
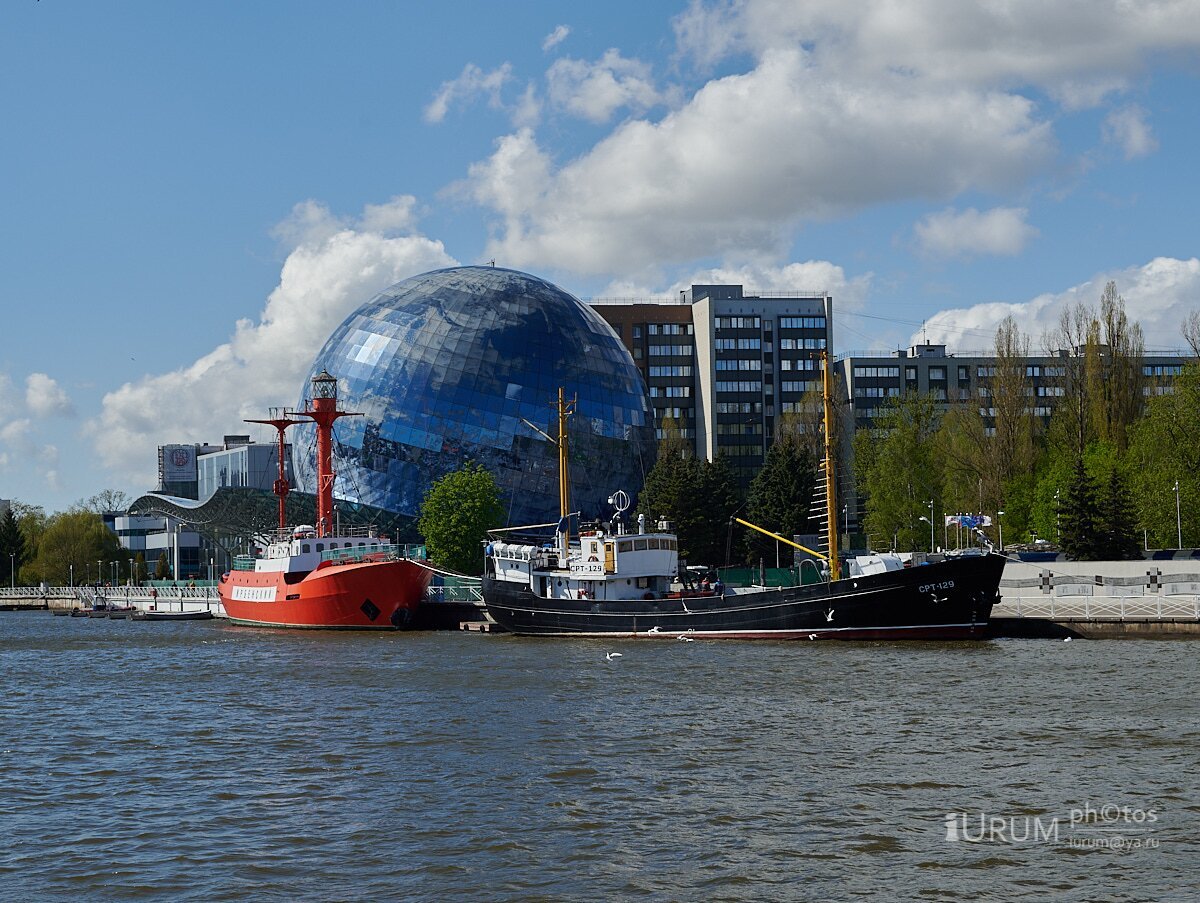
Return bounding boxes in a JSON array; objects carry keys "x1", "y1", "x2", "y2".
[{"x1": 294, "y1": 266, "x2": 656, "y2": 528}]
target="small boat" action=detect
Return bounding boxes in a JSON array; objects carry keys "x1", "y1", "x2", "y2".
[
  {"x1": 52, "y1": 608, "x2": 70, "y2": 617},
  {"x1": 131, "y1": 609, "x2": 214, "y2": 621},
  {"x1": 107, "y1": 607, "x2": 135, "y2": 619}
]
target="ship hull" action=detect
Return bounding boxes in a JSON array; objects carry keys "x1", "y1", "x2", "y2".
[
  {"x1": 483, "y1": 554, "x2": 1004, "y2": 640},
  {"x1": 219, "y1": 559, "x2": 431, "y2": 629}
]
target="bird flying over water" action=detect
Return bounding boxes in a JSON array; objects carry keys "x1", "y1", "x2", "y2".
[
  {"x1": 825, "y1": 609, "x2": 835, "y2": 622},
  {"x1": 606, "y1": 651, "x2": 623, "y2": 660}
]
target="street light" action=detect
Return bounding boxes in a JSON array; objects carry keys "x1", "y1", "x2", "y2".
[
  {"x1": 128, "y1": 557, "x2": 134, "y2": 586},
  {"x1": 997, "y1": 509, "x2": 1005, "y2": 553},
  {"x1": 1054, "y1": 489, "x2": 1061, "y2": 541},
  {"x1": 9, "y1": 552, "x2": 14, "y2": 589},
  {"x1": 919, "y1": 516, "x2": 934, "y2": 553},
  {"x1": 69, "y1": 563, "x2": 74, "y2": 588},
  {"x1": 1174, "y1": 480, "x2": 1182, "y2": 549},
  {"x1": 209, "y1": 557, "x2": 214, "y2": 583}
]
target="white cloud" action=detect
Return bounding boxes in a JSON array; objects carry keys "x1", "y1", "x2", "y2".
[
  {"x1": 921, "y1": 257, "x2": 1200, "y2": 352},
  {"x1": 86, "y1": 204, "x2": 457, "y2": 488},
  {"x1": 25, "y1": 373, "x2": 75, "y2": 418},
  {"x1": 0, "y1": 419, "x2": 31, "y2": 445},
  {"x1": 1103, "y1": 105, "x2": 1158, "y2": 159},
  {"x1": 39, "y1": 445, "x2": 60, "y2": 491},
  {"x1": 593, "y1": 260, "x2": 871, "y2": 311},
  {"x1": 448, "y1": 1, "x2": 1200, "y2": 277},
  {"x1": 546, "y1": 49, "x2": 666, "y2": 123},
  {"x1": 673, "y1": 1, "x2": 1200, "y2": 103},
  {"x1": 914, "y1": 207, "x2": 1039, "y2": 258},
  {"x1": 468, "y1": 47, "x2": 1052, "y2": 275},
  {"x1": 542, "y1": 25, "x2": 570, "y2": 52},
  {"x1": 424, "y1": 63, "x2": 514, "y2": 123}
]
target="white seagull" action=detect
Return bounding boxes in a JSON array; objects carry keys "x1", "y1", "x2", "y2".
[
  {"x1": 808, "y1": 634, "x2": 818, "y2": 640},
  {"x1": 606, "y1": 651, "x2": 623, "y2": 660},
  {"x1": 647, "y1": 626, "x2": 662, "y2": 634},
  {"x1": 1063, "y1": 637, "x2": 1072, "y2": 643},
  {"x1": 677, "y1": 634, "x2": 695, "y2": 642},
  {"x1": 825, "y1": 609, "x2": 835, "y2": 622}
]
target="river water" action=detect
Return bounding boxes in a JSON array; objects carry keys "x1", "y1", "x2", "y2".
[{"x1": 1, "y1": 611, "x2": 1196, "y2": 901}]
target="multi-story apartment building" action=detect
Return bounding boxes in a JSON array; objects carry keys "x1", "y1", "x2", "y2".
[{"x1": 591, "y1": 285, "x2": 834, "y2": 486}]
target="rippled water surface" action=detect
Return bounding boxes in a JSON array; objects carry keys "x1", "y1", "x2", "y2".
[{"x1": 2, "y1": 612, "x2": 1197, "y2": 901}]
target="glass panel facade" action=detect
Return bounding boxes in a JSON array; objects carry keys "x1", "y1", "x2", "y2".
[{"x1": 294, "y1": 267, "x2": 656, "y2": 527}]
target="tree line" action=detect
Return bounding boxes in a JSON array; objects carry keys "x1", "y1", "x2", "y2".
[{"x1": 853, "y1": 283, "x2": 1198, "y2": 558}]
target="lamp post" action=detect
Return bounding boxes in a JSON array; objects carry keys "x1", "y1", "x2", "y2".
[
  {"x1": 9, "y1": 552, "x2": 14, "y2": 589},
  {"x1": 128, "y1": 557, "x2": 134, "y2": 586},
  {"x1": 919, "y1": 516, "x2": 934, "y2": 553},
  {"x1": 997, "y1": 509, "x2": 1005, "y2": 552},
  {"x1": 69, "y1": 562, "x2": 74, "y2": 588},
  {"x1": 209, "y1": 557, "x2": 214, "y2": 583},
  {"x1": 1054, "y1": 489, "x2": 1061, "y2": 541},
  {"x1": 1175, "y1": 480, "x2": 1182, "y2": 549}
]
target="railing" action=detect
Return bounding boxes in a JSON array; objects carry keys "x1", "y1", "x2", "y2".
[
  {"x1": 995, "y1": 596, "x2": 1200, "y2": 620},
  {"x1": 321, "y1": 543, "x2": 426, "y2": 564}
]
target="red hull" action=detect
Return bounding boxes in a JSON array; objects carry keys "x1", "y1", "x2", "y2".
[{"x1": 219, "y1": 559, "x2": 431, "y2": 629}]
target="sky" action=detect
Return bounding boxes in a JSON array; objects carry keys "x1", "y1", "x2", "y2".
[{"x1": 2, "y1": 0, "x2": 1199, "y2": 513}]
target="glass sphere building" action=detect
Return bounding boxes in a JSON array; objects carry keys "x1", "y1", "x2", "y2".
[{"x1": 294, "y1": 266, "x2": 656, "y2": 529}]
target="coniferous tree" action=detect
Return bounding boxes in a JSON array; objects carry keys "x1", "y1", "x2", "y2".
[
  {"x1": 1059, "y1": 456, "x2": 1103, "y2": 560},
  {"x1": 1097, "y1": 467, "x2": 1141, "y2": 560},
  {"x1": 155, "y1": 551, "x2": 171, "y2": 580},
  {"x1": 743, "y1": 435, "x2": 817, "y2": 565},
  {"x1": 0, "y1": 507, "x2": 26, "y2": 586}
]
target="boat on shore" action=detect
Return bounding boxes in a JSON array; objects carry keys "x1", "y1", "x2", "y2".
[
  {"x1": 482, "y1": 366, "x2": 1005, "y2": 641},
  {"x1": 217, "y1": 370, "x2": 430, "y2": 629}
]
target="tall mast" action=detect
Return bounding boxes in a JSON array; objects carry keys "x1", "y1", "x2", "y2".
[
  {"x1": 821, "y1": 350, "x2": 841, "y2": 581},
  {"x1": 245, "y1": 408, "x2": 299, "y2": 533},
  {"x1": 297, "y1": 370, "x2": 361, "y2": 538},
  {"x1": 556, "y1": 387, "x2": 577, "y2": 549}
]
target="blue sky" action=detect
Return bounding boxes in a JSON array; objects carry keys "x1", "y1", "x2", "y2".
[{"x1": 2, "y1": 0, "x2": 1199, "y2": 513}]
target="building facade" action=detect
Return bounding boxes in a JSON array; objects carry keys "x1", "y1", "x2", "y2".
[
  {"x1": 157, "y1": 437, "x2": 293, "y2": 503},
  {"x1": 592, "y1": 284, "x2": 834, "y2": 485}
]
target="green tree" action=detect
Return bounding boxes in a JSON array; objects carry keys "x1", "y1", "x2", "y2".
[
  {"x1": 1059, "y1": 456, "x2": 1104, "y2": 560},
  {"x1": 743, "y1": 434, "x2": 817, "y2": 565},
  {"x1": 855, "y1": 393, "x2": 941, "y2": 552},
  {"x1": 1127, "y1": 361, "x2": 1200, "y2": 547},
  {"x1": 1096, "y1": 466, "x2": 1141, "y2": 560},
  {"x1": 637, "y1": 449, "x2": 742, "y2": 566},
  {"x1": 28, "y1": 510, "x2": 121, "y2": 585},
  {"x1": 418, "y1": 461, "x2": 504, "y2": 574},
  {"x1": 0, "y1": 506, "x2": 27, "y2": 586},
  {"x1": 134, "y1": 552, "x2": 148, "y2": 584},
  {"x1": 155, "y1": 551, "x2": 170, "y2": 580}
]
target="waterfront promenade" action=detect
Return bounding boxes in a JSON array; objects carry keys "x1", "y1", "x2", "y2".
[{"x1": 0, "y1": 585, "x2": 223, "y2": 616}]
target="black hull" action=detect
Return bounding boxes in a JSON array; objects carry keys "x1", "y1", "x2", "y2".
[{"x1": 483, "y1": 554, "x2": 1004, "y2": 640}]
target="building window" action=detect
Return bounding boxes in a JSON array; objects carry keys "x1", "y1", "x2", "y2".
[
  {"x1": 929, "y1": 367, "x2": 947, "y2": 380},
  {"x1": 852, "y1": 366, "x2": 900, "y2": 378},
  {"x1": 715, "y1": 380, "x2": 762, "y2": 393},
  {"x1": 715, "y1": 359, "x2": 762, "y2": 371},
  {"x1": 977, "y1": 366, "x2": 995, "y2": 377},
  {"x1": 905, "y1": 366, "x2": 917, "y2": 381},
  {"x1": 778, "y1": 316, "x2": 826, "y2": 329},
  {"x1": 958, "y1": 366, "x2": 969, "y2": 381},
  {"x1": 632, "y1": 326, "x2": 642, "y2": 339}
]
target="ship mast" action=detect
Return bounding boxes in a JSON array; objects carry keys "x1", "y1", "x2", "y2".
[
  {"x1": 821, "y1": 350, "x2": 841, "y2": 581},
  {"x1": 245, "y1": 408, "x2": 300, "y2": 533},
  {"x1": 556, "y1": 387, "x2": 577, "y2": 554},
  {"x1": 297, "y1": 370, "x2": 361, "y2": 538}
]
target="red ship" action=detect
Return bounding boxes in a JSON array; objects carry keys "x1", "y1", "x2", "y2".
[{"x1": 218, "y1": 370, "x2": 431, "y2": 629}]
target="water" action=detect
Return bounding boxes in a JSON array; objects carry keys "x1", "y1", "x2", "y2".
[{"x1": 2, "y1": 612, "x2": 1197, "y2": 901}]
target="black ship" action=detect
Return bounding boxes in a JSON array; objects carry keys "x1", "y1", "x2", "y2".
[{"x1": 482, "y1": 369, "x2": 1005, "y2": 641}]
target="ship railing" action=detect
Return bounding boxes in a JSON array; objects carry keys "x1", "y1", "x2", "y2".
[
  {"x1": 232, "y1": 556, "x2": 256, "y2": 571},
  {"x1": 320, "y1": 543, "x2": 428, "y2": 565}
]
